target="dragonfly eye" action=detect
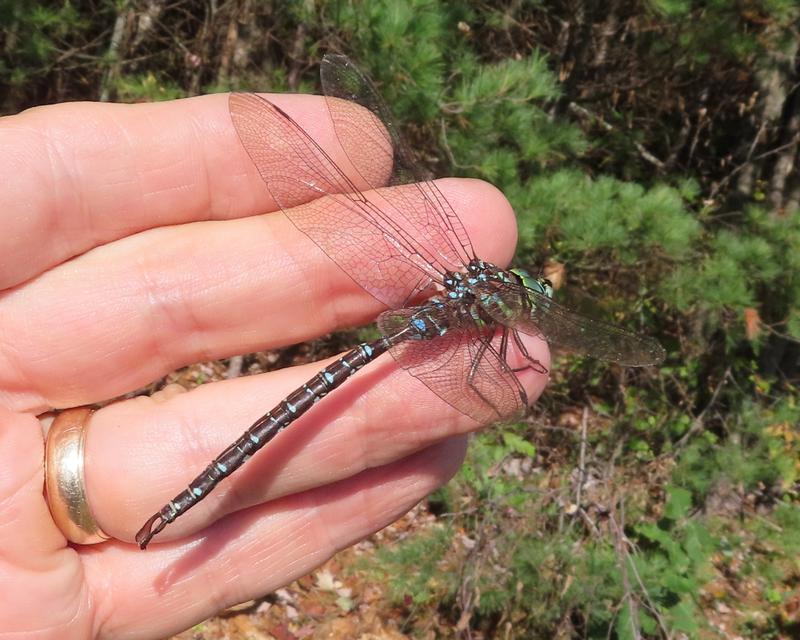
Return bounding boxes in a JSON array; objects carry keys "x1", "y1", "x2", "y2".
[
  {"x1": 509, "y1": 267, "x2": 532, "y2": 285},
  {"x1": 510, "y1": 268, "x2": 554, "y2": 298}
]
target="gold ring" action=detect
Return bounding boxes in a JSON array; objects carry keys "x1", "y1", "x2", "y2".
[{"x1": 44, "y1": 407, "x2": 110, "y2": 544}]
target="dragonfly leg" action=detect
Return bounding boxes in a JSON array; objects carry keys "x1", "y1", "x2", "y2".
[
  {"x1": 464, "y1": 335, "x2": 525, "y2": 419},
  {"x1": 498, "y1": 325, "x2": 510, "y2": 360},
  {"x1": 498, "y1": 326, "x2": 536, "y2": 373},
  {"x1": 507, "y1": 328, "x2": 548, "y2": 374},
  {"x1": 464, "y1": 339, "x2": 497, "y2": 416}
]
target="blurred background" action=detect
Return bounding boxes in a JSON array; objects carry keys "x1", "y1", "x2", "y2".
[{"x1": 2, "y1": 1, "x2": 798, "y2": 638}]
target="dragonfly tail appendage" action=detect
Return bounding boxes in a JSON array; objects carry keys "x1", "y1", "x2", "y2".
[{"x1": 136, "y1": 512, "x2": 170, "y2": 549}]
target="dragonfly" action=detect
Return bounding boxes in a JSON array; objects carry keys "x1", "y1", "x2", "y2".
[{"x1": 135, "y1": 54, "x2": 664, "y2": 549}]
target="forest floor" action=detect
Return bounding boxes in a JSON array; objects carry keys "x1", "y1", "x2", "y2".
[
  {"x1": 168, "y1": 492, "x2": 798, "y2": 640},
  {"x1": 171, "y1": 505, "x2": 433, "y2": 640},
  {"x1": 158, "y1": 346, "x2": 798, "y2": 640}
]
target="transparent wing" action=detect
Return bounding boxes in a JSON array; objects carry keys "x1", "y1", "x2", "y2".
[
  {"x1": 230, "y1": 91, "x2": 445, "y2": 308},
  {"x1": 476, "y1": 280, "x2": 666, "y2": 366},
  {"x1": 378, "y1": 306, "x2": 527, "y2": 423},
  {"x1": 320, "y1": 54, "x2": 475, "y2": 274}
]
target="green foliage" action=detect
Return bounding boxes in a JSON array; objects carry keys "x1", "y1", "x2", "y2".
[
  {"x1": 662, "y1": 204, "x2": 800, "y2": 346},
  {"x1": 672, "y1": 397, "x2": 800, "y2": 500},
  {"x1": 449, "y1": 428, "x2": 537, "y2": 513},
  {"x1": 334, "y1": 0, "x2": 448, "y2": 122},
  {"x1": 0, "y1": 0, "x2": 86, "y2": 87},
  {"x1": 515, "y1": 169, "x2": 698, "y2": 262},
  {"x1": 447, "y1": 53, "x2": 587, "y2": 180},
  {"x1": 633, "y1": 486, "x2": 714, "y2": 634},
  {"x1": 704, "y1": 502, "x2": 800, "y2": 637},
  {"x1": 366, "y1": 429, "x2": 726, "y2": 638},
  {"x1": 113, "y1": 72, "x2": 185, "y2": 102},
  {"x1": 648, "y1": 0, "x2": 799, "y2": 64},
  {"x1": 368, "y1": 397, "x2": 799, "y2": 637},
  {"x1": 359, "y1": 523, "x2": 457, "y2": 606}
]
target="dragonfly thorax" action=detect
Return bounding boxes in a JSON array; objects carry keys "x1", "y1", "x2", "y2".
[
  {"x1": 442, "y1": 259, "x2": 512, "y2": 296},
  {"x1": 437, "y1": 259, "x2": 525, "y2": 327},
  {"x1": 442, "y1": 259, "x2": 556, "y2": 327}
]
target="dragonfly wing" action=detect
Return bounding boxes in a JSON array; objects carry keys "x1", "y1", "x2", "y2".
[
  {"x1": 320, "y1": 54, "x2": 475, "y2": 277},
  {"x1": 526, "y1": 290, "x2": 665, "y2": 366},
  {"x1": 378, "y1": 307, "x2": 527, "y2": 423},
  {"x1": 231, "y1": 92, "x2": 438, "y2": 308},
  {"x1": 476, "y1": 280, "x2": 665, "y2": 366}
]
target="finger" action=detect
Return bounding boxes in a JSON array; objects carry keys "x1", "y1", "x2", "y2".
[
  {"x1": 0, "y1": 93, "x2": 381, "y2": 290},
  {"x1": 0, "y1": 406, "x2": 90, "y2": 636},
  {"x1": 0, "y1": 179, "x2": 518, "y2": 413},
  {"x1": 85, "y1": 331, "x2": 549, "y2": 543},
  {"x1": 85, "y1": 436, "x2": 469, "y2": 638}
]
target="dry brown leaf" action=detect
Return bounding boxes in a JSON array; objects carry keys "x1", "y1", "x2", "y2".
[{"x1": 744, "y1": 307, "x2": 761, "y2": 341}]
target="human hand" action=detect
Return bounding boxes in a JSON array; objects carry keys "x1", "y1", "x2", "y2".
[{"x1": 0, "y1": 94, "x2": 549, "y2": 638}]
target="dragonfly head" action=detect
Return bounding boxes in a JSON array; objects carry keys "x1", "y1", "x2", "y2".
[{"x1": 510, "y1": 268, "x2": 554, "y2": 299}]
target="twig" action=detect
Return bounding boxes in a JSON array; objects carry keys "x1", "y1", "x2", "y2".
[
  {"x1": 608, "y1": 500, "x2": 642, "y2": 640},
  {"x1": 569, "y1": 408, "x2": 603, "y2": 538},
  {"x1": 575, "y1": 406, "x2": 589, "y2": 509},
  {"x1": 674, "y1": 366, "x2": 731, "y2": 450},
  {"x1": 711, "y1": 135, "x2": 800, "y2": 200},
  {"x1": 611, "y1": 500, "x2": 672, "y2": 638},
  {"x1": 225, "y1": 355, "x2": 244, "y2": 379},
  {"x1": 567, "y1": 102, "x2": 665, "y2": 170}
]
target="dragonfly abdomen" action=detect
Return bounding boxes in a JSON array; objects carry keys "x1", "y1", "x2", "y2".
[{"x1": 135, "y1": 340, "x2": 390, "y2": 548}]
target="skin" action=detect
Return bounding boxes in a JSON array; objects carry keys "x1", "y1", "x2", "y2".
[{"x1": 0, "y1": 93, "x2": 550, "y2": 639}]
